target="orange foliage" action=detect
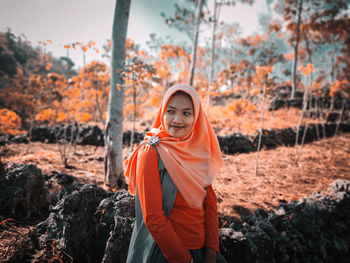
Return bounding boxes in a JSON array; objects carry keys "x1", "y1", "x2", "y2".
[
  {"x1": 330, "y1": 79, "x2": 349, "y2": 97},
  {"x1": 311, "y1": 82, "x2": 321, "y2": 91},
  {"x1": 298, "y1": 63, "x2": 315, "y2": 77},
  {"x1": 56, "y1": 112, "x2": 67, "y2": 123},
  {"x1": 46, "y1": 63, "x2": 52, "y2": 71},
  {"x1": 35, "y1": 108, "x2": 52, "y2": 123},
  {"x1": 208, "y1": 101, "x2": 258, "y2": 135},
  {"x1": 256, "y1": 65, "x2": 274, "y2": 79},
  {"x1": 82, "y1": 100, "x2": 93, "y2": 107},
  {"x1": 228, "y1": 99, "x2": 256, "y2": 116},
  {"x1": 251, "y1": 35, "x2": 263, "y2": 46},
  {"x1": 0, "y1": 108, "x2": 24, "y2": 135},
  {"x1": 77, "y1": 112, "x2": 93, "y2": 123},
  {"x1": 28, "y1": 60, "x2": 110, "y2": 126},
  {"x1": 284, "y1": 53, "x2": 294, "y2": 60}
]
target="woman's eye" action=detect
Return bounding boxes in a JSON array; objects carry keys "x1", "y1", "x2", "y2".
[
  {"x1": 167, "y1": 109, "x2": 174, "y2": 114},
  {"x1": 184, "y1": 111, "x2": 191, "y2": 116}
]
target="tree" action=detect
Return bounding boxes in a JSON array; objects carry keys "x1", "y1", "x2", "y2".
[
  {"x1": 160, "y1": 0, "x2": 198, "y2": 42},
  {"x1": 208, "y1": 0, "x2": 221, "y2": 91},
  {"x1": 189, "y1": 0, "x2": 204, "y2": 86},
  {"x1": 274, "y1": 0, "x2": 304, "y2": 99},
  {"x1": 291, "y1": 0, "x2": 303, "y2": 99},
  {"x1": 105, "y1": 0, "x2": 131, "y2": 190},
  {"x1": 255, "y1": 65, "x2": 274, "y2": 176},
  {"x1": 207, "y1": 0, "x2": 253, "y2": 100},
  {"x1": 123, "y1": 50, "x2": 156, "y2": 151}
]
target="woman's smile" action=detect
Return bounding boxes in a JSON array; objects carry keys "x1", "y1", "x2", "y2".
[{"x1": 170, "y1": 125, "x2": 185, "y2": 129}]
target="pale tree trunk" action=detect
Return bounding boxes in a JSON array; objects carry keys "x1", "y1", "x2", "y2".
[
  {"x1": 208, "y1": 1, "x2": 221, "y2": 88},
  {"x1": 304, "y1": 31, "x2": 313, "y2": 84},
  {"x1": 304, "y1": 30, "x2": 320, "y2": 140},
  {"x1": 188, "y1": 0, "x2": 204, "y2": 86},
  {"x1": 105, "y1": 0, "x2": 131, "y2": 189},
  {"x1": 208, "y1": 0, "x2": 221, "y2": 109},
  {"x1": 300, "y1": 31, "x2": 313, "y2": 146},
  {"x1": 130, "y1": 71, "x2": 136, "y2": 151},
  {"x1": 329, "y1": 37, "x2": 338, "y2": 111},
  {"x1": 291, "y1": 0, "x2": 303, "y2": 99},
  {"x1": 95, "y1": 76, "x2": 104, "y2": 125},
  {"x1": 255, "y1": 76, "x2": 267, "y2": 176},
  {"x1": 295, "y1": 75, "x2": 310, "y2": 165}
]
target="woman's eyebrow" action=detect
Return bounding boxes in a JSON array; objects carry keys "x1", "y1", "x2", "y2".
[{"x1": 167, "y1": 105, "x2": 193, "y2": 111}]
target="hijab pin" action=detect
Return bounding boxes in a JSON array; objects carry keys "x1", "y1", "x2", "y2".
[{"x1": 148, "y1": 136, "x2": 161, "y2": 146}]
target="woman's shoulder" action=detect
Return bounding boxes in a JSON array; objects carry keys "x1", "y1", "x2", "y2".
[{"x1": 137, "y1": 143, "x2": 158, "y2": 160}]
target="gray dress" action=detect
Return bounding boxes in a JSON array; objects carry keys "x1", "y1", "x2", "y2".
[{"x1": 126, "y1": 143, "x2": 177, "y2": 263}]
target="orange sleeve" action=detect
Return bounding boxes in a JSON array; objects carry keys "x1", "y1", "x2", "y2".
[
  {"x1": 204, "y1": 184, "x2": 220, "y2": 252},
  {"x1": 136, "y1": 144, "x2": 192, "y2": 263}
]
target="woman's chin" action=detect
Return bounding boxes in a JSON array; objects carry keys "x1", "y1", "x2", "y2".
[
  {"x1": 169, "y1": 129, "x2": 185, "y2": 138},
  {"x1": 169, "y1": 132, "x2": 183, "y2": 138}
]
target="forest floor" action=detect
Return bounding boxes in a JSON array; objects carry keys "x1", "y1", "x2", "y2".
[
  {"x1": 1, "y1": 131, "x2": 350, "y2": 261},
  {"x1": 2, "y1": 132, "x2": 350, "y2": 225}
]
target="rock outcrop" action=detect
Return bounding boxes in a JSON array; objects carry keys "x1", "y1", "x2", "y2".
[
  {"x1": 219, "y1": 179, "x2": 350, "y2": 262},
  {"x1": 0, "y1": 162, "x2": 52, "y2": 218},
  {"x1": 33, "y1": 184, "x2": 134, "y2": 263},
  {"x1": 1, "y1": 161, "x2": 349, "y2": 263}
]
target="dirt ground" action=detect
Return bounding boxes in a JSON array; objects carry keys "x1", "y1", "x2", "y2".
[
  {"x1": 2, "y1": 132, "x2": 350, "y2": 222},
  {"x1": 1, "y1": 132, "x2": 350, "y2": 261}
]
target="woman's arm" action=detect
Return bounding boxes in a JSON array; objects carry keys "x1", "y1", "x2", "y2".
[
  {"x1": 204, "y1": 184, "x2": 220, "y2": 254},
  {"x1": 136, "y1": 145, "x2": 192, "y2": 263}
]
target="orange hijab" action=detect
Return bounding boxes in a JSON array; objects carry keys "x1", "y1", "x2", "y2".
[{"x1": 125, "y1": 84, "x2": 223, "y2": 208}]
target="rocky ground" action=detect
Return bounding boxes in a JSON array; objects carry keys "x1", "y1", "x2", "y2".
[{"x1": 1, "y1": 132, "x2": 350, "y2": 262}]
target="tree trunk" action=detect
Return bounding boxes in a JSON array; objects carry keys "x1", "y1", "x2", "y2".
[
  {"x1": 208, "y1": 1, "x2": 221, "y2": 89},
  {"x1": 104, "y1": 0, "x2": 131, "y2": 189},
  {"x1": 291, "y1": 0, "x2": 303, "y2": 99},
  {"x1": 300, "y1": 30, "x2": 313, "y2": 148},
  {"x1": 208, "y1": 1, "x2": 221, "y2": 109},
  {"x1": 295, "y1": 74, "x2": 310, "y2": 164},
  {"x1": 188, "y1": 0, "x2": 204, "y2": 86},
  {"x1": 304, "y1": 30, "x2": 313, "y2": 84},
  {"x1": 330, "y1": 37, "x2": 337, "y2": 111},
  {"x1": 130, "y1": 72, "x2": 136, "y2": 151},
  {"x1": 255, "y1": 75, "x2": 267, "y2": 176},
  {"x1": 95, "y1": 80, "x2": 104, "y2": 125}
]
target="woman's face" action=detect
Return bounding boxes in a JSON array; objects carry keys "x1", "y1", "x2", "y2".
[{"x1": 164, "y1": 93, "x2": 195, "y2": 138}]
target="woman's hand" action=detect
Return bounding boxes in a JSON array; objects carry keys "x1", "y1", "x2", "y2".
[{"x1": 202, "y1": 247, "x2": 216, "y2": 263}]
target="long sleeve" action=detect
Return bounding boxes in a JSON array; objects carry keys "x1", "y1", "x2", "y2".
[
  {"x1": 136, "y1": 145, "x2": 192, "y2": 263},
  {"x1": 204, "y1": 184, "x2": 220, "y2": 252}
]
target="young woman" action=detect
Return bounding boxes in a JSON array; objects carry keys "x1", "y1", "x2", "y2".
[{"x1": 125, "y1": 84, "x2": 226, "y2": 263}]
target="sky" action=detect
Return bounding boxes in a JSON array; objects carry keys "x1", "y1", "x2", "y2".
[{"x1": 0, "y1": 0, "x2": 266, "y2": 68}]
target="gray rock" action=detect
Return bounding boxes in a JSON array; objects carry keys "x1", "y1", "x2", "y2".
[
  {"x1": 0, "y1": 162, "x2": 52, "y2": 218},
  {"x1": 33, "y1": 184, "x2": 135, "y2": 263},
  {"x1": 328, "y1": 179, "x2": 350, "y2": 195},
  {"x1": 220, "y1": 180, "x2": 350, "y2": 263},
  {"x1": 35, "y1": 183, "x2": 108, "y2": 263}
]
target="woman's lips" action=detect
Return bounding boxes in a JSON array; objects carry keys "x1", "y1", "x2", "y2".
[{"x1": 170, "y1": 125, "x2": 185, "y2": 129}]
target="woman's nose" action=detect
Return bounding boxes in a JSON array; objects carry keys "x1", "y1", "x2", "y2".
[{"x1": 173, "y1": 113, "x2": 182, "y2": 123}]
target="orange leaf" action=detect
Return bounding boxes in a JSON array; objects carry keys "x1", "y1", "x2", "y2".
[{"x1": 46, "y1": 63, "x2": 52, "y2": 71}]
